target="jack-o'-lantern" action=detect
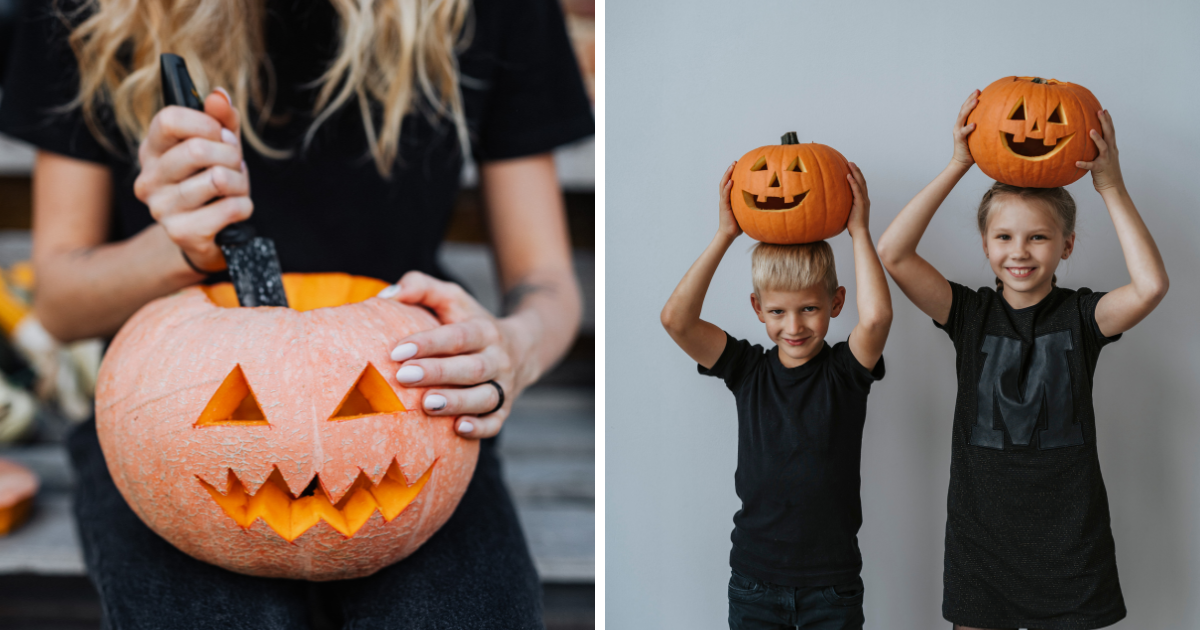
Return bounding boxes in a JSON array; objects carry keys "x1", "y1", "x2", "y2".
[
  {"x1": 95, "y1": 273, "x2": 478, "y2": 581},
  {"x1": 730, "y1": 132, "x2": 853, "y2": 244},
  {"x1": 967, "y1": 76, "x2": 1103, "y2": 188}
]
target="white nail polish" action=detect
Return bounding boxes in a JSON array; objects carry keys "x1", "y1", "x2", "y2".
[
  {"x1": 378, "y1": 284, "x2": 400, "y2": 298},
  {"x1": 390, "y1": 342, "x2": 417, "y2": 361},
  {"x1": 221, "y1": 128, "x2": 238, "y2": 146},
  {"x1": 213, "y1": 87, "x2": 231, "y2": 104},
  {"x1": 458, "y1": 420, "x2": 474, "y2": 433},
  {"x1": 395, "y1": 365, "x2": 424, "y2": 383},
  {"x1": 424, "y1": 394, "x2": 447, "y2": 411}
]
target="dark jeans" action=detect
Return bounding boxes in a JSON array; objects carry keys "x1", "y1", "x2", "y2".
[
  {"x1": 67, "y1": 418, "x2": 544, "y2": 630},
  {"x1": 728, "y1": 569, "x2": 864, "y2": 630}
]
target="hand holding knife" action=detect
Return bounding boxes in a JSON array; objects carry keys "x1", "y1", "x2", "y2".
[{"x1": 159, "y1": 53, "x2": 288, "y2": 308}]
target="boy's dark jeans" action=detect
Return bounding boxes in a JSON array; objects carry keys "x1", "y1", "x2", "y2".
[{"x1": 728, "y1": 569, "x2": 865, "y2": 630}]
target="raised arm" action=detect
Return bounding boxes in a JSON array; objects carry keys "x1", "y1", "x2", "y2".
[
  {"x1": 1078, "y1": 110, "x2": 1169, "y2": 337},
  {"x1": 844, "y1": 163, "x2": 891, "y2": 370},
  {"x1": 877, "y1": 90, "x2": 979, "y2": 325},
  {"x1": 660, "y1": 162, "x2": 739, "y2": 369}
]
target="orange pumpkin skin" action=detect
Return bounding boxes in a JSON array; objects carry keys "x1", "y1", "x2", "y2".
[
  {"x1": 967, "y1": 76, "x2": 1103, "y2": 188},
  {"x1": 730, "y1": 139, "x2": 852, "y2": 245},
  {"x1": 95, "y1": 273, "x2": 479, "y2": 581}
]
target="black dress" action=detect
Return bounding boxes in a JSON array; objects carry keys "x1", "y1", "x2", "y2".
[
  {"x1": 936, "y1": 281, "x2": 1126, "y2": 630},
  {"x1": 0, "y1": 0, "x2": 592, "y2": 627}
]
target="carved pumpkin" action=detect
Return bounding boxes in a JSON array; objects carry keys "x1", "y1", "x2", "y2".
[
  {"x1": 95, "y1": 273, "x2": 478, "y2": 581},
  {"x1": 967, "y1": 76, "x2": 1103, "y2": 188},
  {"x1": 730, "y1": 132, "x2": 853, "y2": 245}
]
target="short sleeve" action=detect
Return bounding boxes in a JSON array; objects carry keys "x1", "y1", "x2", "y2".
[
  {"x1": 829, "y1": 341, "x2": 885, "y2": 392},
  {"x1": 1077, "y1": 288, "x2": 1122, "y2": 349},
  {"x1": 0, "y1": 0, "x2": 117, "y2": 164},
  {"x1": 471, "y1": 0, "x2": 593, "y2": 161},
  {"x1": 933, "y1": 280, "x2": 985, "y2": 346},
  {"x1": 696, "y1": 332, "x2": 759, "y2": 392}
]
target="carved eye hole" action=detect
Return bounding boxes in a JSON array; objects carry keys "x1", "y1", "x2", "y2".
[
  {"x1": 1047, "y1": 103, "x2": 1066, "y2": 124},
  {"x1": 196, "y1": 365, "x2": 268, "y2": 426},
  {"x1": 750, "y1": 157, "x2": 768, "y2": 172},
  {"x1": 1008, "y1": 99, "x2": 1026, "y2": 121},
  {"x1": 330, "y1": 364, "x2": 406, "y2": 421},
  {"x1": 785, "y1": 157, "x2": 805, "y2": 173}
]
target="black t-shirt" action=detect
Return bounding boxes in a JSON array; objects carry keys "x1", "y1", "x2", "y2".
[
  {"x1": 936, "y1": 281, "x2": 1127, "y2": 629},
  {"x1": 0, "y1": 0, "x2": 593, "y2": 284},
  {"x1": 698, "y1": 332, "x2": 885, "y2": 587}
]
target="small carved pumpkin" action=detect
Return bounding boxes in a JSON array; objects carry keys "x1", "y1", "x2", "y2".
[
  {"x1": 730, "y1": 133, "x2": 853, "y2": 244},
  {"x1": 96, "y1": 273, "x2": 478, "y2": 581},
  {"x1": 967, "y1": 76, "x2": 1103, "y2": 188}
]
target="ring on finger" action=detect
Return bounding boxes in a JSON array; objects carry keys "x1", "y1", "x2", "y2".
[{"x1": 480, "y1": 380, "x2": 504, "y2": 416}]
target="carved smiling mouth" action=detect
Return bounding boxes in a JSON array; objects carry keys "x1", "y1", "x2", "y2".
[
  {"x1": 1002, "y1": 132, "x2": 1075, "y2": 161},
  {"x1": 742, "y1": 190, "x2": 808, "y2": 211},
  {"x1": 198, "y1": 459, "x2": 434, "y2": 542}
]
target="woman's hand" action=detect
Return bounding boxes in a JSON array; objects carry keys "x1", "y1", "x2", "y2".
[
  {"x1": 1076, "y1": 109, "x2": 1125, "y2": 193},
  {"x1": 951, "y1": 90, "x2": 979, "y2": 168},
  {"x1": 132, "y1": 89, "x2": 251, "y2": 273},
  {"x1": 718, "y1": 161, "x2": 742, "y2": 240},
  {"x1": 379, "y1": 271, "x2": 535, "y2": 439}
]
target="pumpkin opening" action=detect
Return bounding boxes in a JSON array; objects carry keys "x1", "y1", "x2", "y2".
[
  {"x1": 201, "y1": 273, "x2": 391, "y2": 312},
  {"x1": 331, "y1": 364, "x2": 406, "y2": 420},
  {"x1": 198, "y1": 459, "x2": 434, "y2": 541},
  {"x1": 195, "y1": 365, "x2": 268, "y2": 426},
  {"x1": 1003, "y1": 131, "x2": 1075, "y2": 160},
  {"x1": 742, "y1": 190, "x2": 808, "y2": 211}
]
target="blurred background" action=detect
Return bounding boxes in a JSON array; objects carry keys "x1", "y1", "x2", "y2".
[
  {"x1": 607, "y1": 1, "x2": 1199, "y2": 628},
  {"x1": 0, "y1": 0, "x2": 596, "y2": 628}
]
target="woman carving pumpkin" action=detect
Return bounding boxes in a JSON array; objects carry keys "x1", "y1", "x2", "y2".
[{"x1": 0, "y1": 0, "x2": 592, "y2": 626}]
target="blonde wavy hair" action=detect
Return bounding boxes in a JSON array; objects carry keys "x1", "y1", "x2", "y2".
[
  {"x1": 751, "y1": 241, "x2": 839, "y2": 297},
  {"x1": 60, "y1": 0, "x2": 472, "y2": 175}
]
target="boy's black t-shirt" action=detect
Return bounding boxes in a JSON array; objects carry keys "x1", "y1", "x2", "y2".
[
  {"x1": 699, "y1": 332, "x2": 884, "y2": 587},
  {"x1": 936, "y1": 281, "x2": 1127, "y2": 629}
]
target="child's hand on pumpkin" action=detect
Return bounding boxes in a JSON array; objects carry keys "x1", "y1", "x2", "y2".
[
  {"x1": 845, "y1": 162, "x2": 870, "y2": 236},
  {"x1": 378, "y1": 271, "x2": 526, "y2": 440},
  {"x1": 951, "y1": 90, "x2": 979, "y2": 168},
  {"x1": 718, "y1": 161, "x2": 743, "y2": 240},
  {"x1": 133, "y1": 88, "x2": 251, "y2": 274},
  {"x1": 1076, "y1": 109, "x2": 1125, "y2": 193}
]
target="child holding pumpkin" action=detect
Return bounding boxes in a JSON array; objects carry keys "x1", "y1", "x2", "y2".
[
  {"x1": 877, "y1": 91, "x2": 1169, "y2": 630},
  {"x1": 660, "y1": 161, "x2": 891, "y2": 630}
]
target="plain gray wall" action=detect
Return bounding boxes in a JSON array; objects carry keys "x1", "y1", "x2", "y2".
[{"x1": 605, "y1": 1, "x2": 1200, "y2": 628}]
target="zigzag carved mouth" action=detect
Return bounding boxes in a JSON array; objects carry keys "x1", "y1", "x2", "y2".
[
  {"x1": 198, "y1": 460, "x2": 434, "y2": 542},
  {"x1": 742, "y1": 190, "x2": 807, "y2": 211},
  {"x1": 1002, "y1": 131, "x2": 1075, "y2": 161}
]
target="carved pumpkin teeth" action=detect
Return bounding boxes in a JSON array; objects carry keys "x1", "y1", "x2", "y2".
[
  {"x1": 1002, "y1": 131, "x2": 1075, "y2": 161},
  {"x1": 198, "y1": 459, "x2": 434, "y2": 542},
  {"x1": 742, "y1": 190, "x2": 808, "y2": 212}
]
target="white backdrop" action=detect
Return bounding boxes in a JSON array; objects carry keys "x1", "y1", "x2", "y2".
[{"x1": 605, "y1": 1, "x2": 1200, "y2": 628}]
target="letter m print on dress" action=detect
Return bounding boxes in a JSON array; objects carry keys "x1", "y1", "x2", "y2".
[{"x1": 971, "y1": 331, "x2": 1083, "y2": 450}]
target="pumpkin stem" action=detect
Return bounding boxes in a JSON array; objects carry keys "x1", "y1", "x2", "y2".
[
  {"x1": 1031, "y1": 77, "x2": 1046, "y2": 84},
  {"x1": 781, "y1": 131, "x2": 800, "y2": 145}
]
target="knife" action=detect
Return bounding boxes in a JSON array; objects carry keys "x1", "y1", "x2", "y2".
[{"x1": 159, "y1": 53, "x2": 288, "y2": 308}]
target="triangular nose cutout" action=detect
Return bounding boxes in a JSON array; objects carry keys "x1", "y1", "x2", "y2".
[
  {"x1": 331, "y1": 364, "x2": 406, "y2": 420},
  {"x1": 768, "y1": 173, "x2": 780, "y2": 188},
  {"x1": 196, "y1": 365, "x2": 268, "y2": 426},
  {"x1": 1031, "y1": 120, "x2": 1040, "y2": 132}
]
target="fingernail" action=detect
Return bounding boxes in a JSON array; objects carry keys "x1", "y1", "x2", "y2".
[
  {"x1": 424, "y1": 394, "x2": 447, "y2": 411},
  {"x1": 390, "y1": 342, "x2": 417, "y2": 361},
  {"x1": 213, "y1": 87, "x2": 231, "y2": 105},
  {"x1": 241, "y1": 160, "x2": 248, "y2": 173},
  {"x1": 395, "y1": 366, "x2": 424, "y2": 383},
  {"x1": 458, "y1": 420, "x2": 474, "y2": 434},
  {"x1": 378, "y1": 284, "x2": 400, "y2": 298},
  {"x1": 221, "y1": 128, "x2": 238, "y2": 146}
]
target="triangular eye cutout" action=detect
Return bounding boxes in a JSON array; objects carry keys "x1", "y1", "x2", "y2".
[
  {"x1": 331, "y1": 364, "x2": 406, "y2": 421},
  {"x1": 1047, "y1": 103, "x2": 1065, "y2": 124},
  {"x1": 768, "y1": 173, "x2": 780, "y2": 188},
  {"x1": 750, "y1": 157, "x2": 768, "y2": 171},
  {"x1": 786, "y1": 157, "x2": 804, "y2": 173},
  {"x1": 196, "y1": 365, "x2": 267, "y2": 426},
  {"x1": 1008, "y1": 99, "x2": 1026, "y2": 121}
]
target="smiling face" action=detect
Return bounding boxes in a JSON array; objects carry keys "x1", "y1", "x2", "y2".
[
  {"x1": 95, "y1": 273, "x2": 479, "y2": 581},
  {"x1": 751, "y1": 286, "x2": 845, "y2": 367},
  {"x1": 730, "y1": 141, "x2": 853, "y2": 244},
  {"x1": 982, "y1": 196, "x2": 1075, "y2": 307},
  {"x1": 967, "y1": 76, "x2": 1103, "y2": 188}
]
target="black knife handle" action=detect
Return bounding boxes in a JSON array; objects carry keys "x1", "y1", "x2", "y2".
[{"x1": 159, "y1": 53, "x2": 248, "y2": 248}]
